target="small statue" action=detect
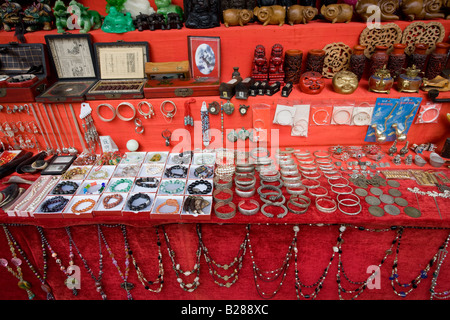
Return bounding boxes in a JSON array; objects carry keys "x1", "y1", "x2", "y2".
[
  {"x1": 399, "y1": 141, "x2": 410, "y2": 156},
  {"x1": 166, "y1": 12, "x2": 183, "y2": 29},
  {"x1": 123, "y1": 0, "x2": 155, "y2": 20},
  {"x1": 23, "y1": 0, "x2": 54, "y2": 32},
  {"x1": 155, "y1": 0, "x2": 183, "y2": 22},
  {"x1": 287, "y1": 5, "x2": 318, "y2": 24},
  {"x1": 355, "y1": 0, "x2": 400, "y2": 21},
  {"x1": 405, "y1": 154, "x2": 413, "y2": 165},
  {"x1": 254, "y1": 5, "x2": 286, "y2": 26},
  {"x1": 268, "y1": 43, "x2": 285, "y2": 84},
  {"x1": 101, "y1": 6, "x2": 135, "y2": 33},
  {"x1": 53, "y1": 0, "x2": 69, "y2": 33},
  {"x1": 0, "y1": 1, "x2": 22, "y2": 32},
  {"x1": 401, "y1": 0, "x2": 445, "y2": 20},
  {"x1": 251, "y1": 45, "x2": 269, "y2": 81},
  {"x1": 134, "y1": 13, "x2": 151, "y2": 31},
  {"x1": 184, "y1": 0, "x2": 220, "y2": 28},
  {"x1": 223, "y1": 8, "x2": 254, "y2": 26},
  {"x1": 393, "y1": 154, "x2": 402, "y2": 165},
  {"x1": 332, "y1": 70, "x2": 358, "y2": 94},
  {"x1": 320, "y1": 3, "x2": 353, "y2": 23},
  {"x1": 68, "y1": 0, "x2": 103, "y2": 33},
  {"x1": 148, "y1": 13, "x2": 166, "y2": 30},
  {"x1": 388, "y1": 140, "x2": 397, "y2": 156}
]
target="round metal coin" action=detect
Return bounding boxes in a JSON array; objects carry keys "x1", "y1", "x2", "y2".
[
  {"x1": 365, "y1": 195, "x2": 381, "y2": 206},
  {"x1": 384, "y1": 204, "x2": 400, "y2": 216},
  {"x1": 387, "y1": 180, "x2": 400, "y2": 188},
  {"x1": 368, "y1": 205, "x2": 384, "y2": 217},
  {"x1": 380, "y1": 194, "x2": 394, "y2": 204},
  {"x1": 355, "y1": 188, "x2": 368, "y2": 197},
  {"x1": 388, "y1": 188, "x2": 402, "y2": 197},
  {"x1": 370, "y1": 187, "x2": 383, "y2": 196},
  {"x1": 404, "y1": 206, "x2": 421, "y2": 218},
  {"x1": 394, "y1": 197, "x2": 408, "y2": 207}
]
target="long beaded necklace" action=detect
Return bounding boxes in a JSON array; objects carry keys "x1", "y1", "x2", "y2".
[
  {"x1": 430, "y1": 242, "x2": 450, "y2": 300},
  {"x1": 128, "y1": 226, "x2": 164, "y2": 293},
  {"x1": 65, "y1": 226, "x2": 107, "y2": 300},
  {"x1": 390, "y1": 227, "x2": 450, "y2": 298},
  {"x1": 196, "y1": 224, "x2": 249, "y2": 288},
  {"x1": 336, "y1": 225, "x2": 398, "y2": 300},
  {"x1": 98, "y1": 224, "x2": 134, "y2": 300},
  {"x1": 37, "y1": 226, "x2": 79, "y2": 296},
  {"x1": 1, "y1": 226, "x2": 35, "y2": 300},
  {"x1": 2, "y1": 224, "x2": 54, "y2": 300},
  {"x1": 247, "y1": 224, "x2": 296, "y2": 299},
  {"x1": 161, "y1": 225, "x2": 202, "y2": 292},
  {"x1": 293, "y1": 224, "x2": 338, "y2": 300}
]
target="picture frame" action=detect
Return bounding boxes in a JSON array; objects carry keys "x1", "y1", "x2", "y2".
[{"x1": 187, "y1": 36, "x2": 221, "y2": 81}]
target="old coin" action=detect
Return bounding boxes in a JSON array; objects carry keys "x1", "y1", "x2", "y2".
[
  {"x1": 355, "y1": 188, "x2": 368, "y2": 197},
  {"x1": 365, "y1": 195, "x2": 381, "y2": 206},
  {"x1": 380, "y1": 194, "x2": 394, "y2": 204},
  {"x1": 394, "y1": 197, "x2": 408, "y2": 207},
  {"x1": 384, "y1": 204, "x2": 400, "y2": 216},
  {"x1": 404, "y1": 206, "x2": 421, "y2": 218},
  {"x1": 388, "y1": 188, "x2": 402, "y2": 197},
  {"x1": 370, "y1": 187, "x2": 383, "y2": 196},
  {"x1": 387, "y1": 180, "x2": 400, "y2": 188},
  {"x1": 368, "y1": 205, "x2": 384, "y2": 217}
]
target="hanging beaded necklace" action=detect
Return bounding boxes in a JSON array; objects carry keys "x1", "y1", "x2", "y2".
[
  {"x1": 2, "y1": 224, "x2": 54, "y2": 300},
  {"x1": 390, "y1": 227, "x2": 450, "y2": 298},
  {"x1": 1, "y1": 226, "x2": 35, "y2": 300},
  {"x1": 336, "y1": 225, "x2": 399, "y2": 300},
  {"x1": 430, "y1": 241, "x2": 450, "y2": 300},
  {"x1": 98, "y1": 224, "x2": 134, "y2": 300},
  {"x1": 247, "y1": 224, "x2": 296, "y2": 299},
  {"x1": 37, "y1": 226, "x2": 79, "y2": 296},
  {"x1": 293, "y1": 224, "x2": 338, "y2": 300},
  {"x1": 161, "y1": 225, "x2": 202, "y2": 292},
  {"x1": 196, "y1": 224, "x2": 249, "y2": 288},
  {"x1": 128, "y1": 226, "x2": 164, "y2": 293},
  {"x1": 65, "y1": 226, "x2": 107, "y2": 300}
]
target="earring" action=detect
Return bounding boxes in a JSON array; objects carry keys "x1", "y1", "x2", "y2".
[
  {"x1": 237, "y1": 128, "x2": 249, "y2": 140},
  {"x1": 227, "y1": 129, "x2": 238, "y2": 142}
]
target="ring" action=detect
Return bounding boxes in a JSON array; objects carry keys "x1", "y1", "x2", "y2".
[
  {"x1": 116, "y1": 102, "x2": 136, "y2": 121},
  {"x1": 96, "y1": 103, "x2": 116, "y2": 122}
]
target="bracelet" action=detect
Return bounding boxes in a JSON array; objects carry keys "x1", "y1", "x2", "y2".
[
  {"x1": 159, "y1": 180, "x2": 185, "y2": 194},
  {"x1": 193, "y1": 165, "x2": 214, "y2": 179},
  {"x1": 183, "y1": 196, "x2": 210, "y2": 215},
  {"x1": 137, "y1": 101, "x2": 155, "y2": 119},
  {"x1": 331, "y1": 185, "x2": 353, "y2": 195},
  {"x1": 102, "y1": 194, "x2": 123, "y2": 209},
  {"x1": 261, "y1": 203, "x2": 288, "y2": 218},
  {"x1": 89, "y1": 169, "x2": 110, "y2": 180},
  {"x1": 214, "y1": 202, "x2": 236, "y2": 219},
  {"x1": 312, "y1": 109, "x2": 330, "y2": 125},
  {"x1": 136, "y1": 177, "x2": 159, "y2": 188},
  {"x1": 145, "y1": 164, "x2": 164, "y2": 176},
  {"x1": 301, "y1": 178, "x2": 320, "y2": 189},
  {"x1": 301, "y1": 171, "x2": 322, "y2": 180},
  {"x1": 213, "y1": 188, "x2": 233, "y2": 203},
  {"x1": 71, "y1": 198, "x2": 96, "y2": 214},
  {"x1": 250, "y1": 147, "x2": 270, "y2": 159},
  {"x1": 260, "y1": 179, "x2": 284, "y2": 189},
  {"x1": 259, "y1": 171, "x2": 280, "y2": 182},
  {"x1": 165, "y1": 165, "x2": 188, "y2": 178},
  {"x1": 315, "y1": 196, "x2": 337, "y2": 213},
  {"x1": 84, "y1": 182, "x2": 106, "y2": 194},
  {"x1": 215, "y1": 164, "x2": 235, "y2": 178},
  {"x1": 237, "y1": 199, "x2": 260, "y2": 216},
  {"x1": 52, "y1": 181, "x2": 79, "y2": 195},
  {"x1": 127, "y1": 193, "x2": 152, "y2": 211},
  {"x1": 160, "y1": 100, "x2": 177, "y2": 122},
  {"x1": 156, "y1": 199, "x2": 180, "y2": 214},
  {"x1": 260, "y1": 193, "x2": 286, "y2": 206},
  {"x1": 286, "y1": 185, "x2": 307, "y2": 195},
  {"x1": 338, "y1": 202, "x2": 362, "y2": 216},
  {"x1": 62, "y1": 167, "x2": 88, "y2": 180},
  {"x1": 257, "y1": 185, "x2": 282, "y2": 201},
  {"x1": 96, "y1": 103, "x2": 116, "y2": 122},
  {"x1": 40, "y1": 196, "x2": 69, "y2": 213},
  {"x1": 109, "y1": 179, "x2": 133, "y2": 193},
  {"x1": 332, "y1": 108, "x2": 352, "y2": 125},
  {"x1": 307, "y1": 186, "x2": 328, "y2": 198},
  {"x1": 235, "y1": 187, "x2": 256, "y2": 198},
  {"x1": 213, "y1": 176, "x2": 232, "y2": 190},
  {"x1": 187, "y1": 179, "x2": 212, "y2": 195},
  {"x1": 288, "y1": 194, "x2": 311, "y2": 209},
  {"x1": 336, "y1": 193, "x2": 360, "y2": 206},
  {"x1": 234, "y1": 174, "x2": 256, "y2": 186},
  {"x1": 328, "y1": 177, "x2": 349, "y2": 187},
  {"x1": 116, "y1": 102, "x2": 136, "y2": 121},
  {"x1": 313, "y1": 150, "x2": 331, "y2": 158},
  {"x1": 171, "y1": 151, "x2": 192, "y2": 164},
  {"x1": 148, "y1": 153, "x2": 163, "y2": 162},
  {"x1": 194, "y1": 154, "x2": 215, "y2": 165}
]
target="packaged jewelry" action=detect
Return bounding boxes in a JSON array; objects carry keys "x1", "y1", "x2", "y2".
[
  {"x1": 351, "y1": 102, "x2": 374, "y2": 126},
  {"x1": 120, "y1": 152, "x2": 146, "y2": 165},
  {"x1": 139, "y1": 163, "x2": 165, "y2": 177},
  {"x1": 331, "y1": 103, "x2": 354, "y2": 125},
  {"x1": 186, "y1": 179, "x2": 213, "y2": 195},
  {"x1": 61, "y1": 166, "x2": 90, "y2": 180},
  {"x1": 190, "y1": 165, "x2": 214, "y2": 179},
  {"x1": 50, "y1": 180, "x2": 81, "y2": 195},
  {"x1": 291, "y1": 102, "x2": 310, "y2": 137},
  {"x1": 273, "y1": 100, "x2": 295, "y2": 126},
  {"x1": 168, "y1": 151, "x2": 192, "y2": 165},
  {"x1": 252, "y1": 103, "x2": 270, "y2": 142},
  {"x1": 310, "y1": 104, "x2": 332, "y2": 126},
  {"x1": 415, "y1": 103, "x2": 441, "y2": 124},
  {"x1": 193, "y1": 152, "x2": 216, "y2": 165},
  {"x1": 133, "y1": 177, "x2": 160, "y2": 192},
  {"x1": 158, "y1": 179, "x2": 186, "y2": 195},
  {"x1": 113, "y1": 164, "x2": 140, "y2": 177},
  {"x1": 35, "y1": 195, "x2": 70, "y2": 216}
]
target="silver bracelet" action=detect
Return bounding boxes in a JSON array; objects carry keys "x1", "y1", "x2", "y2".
[
  {"x1": 234, "y1": 174, "x2": 256, "y2": 186},
  {"x1": 286, "y1": 185, "x2": 307, "y2": 195},
  {"x1": 315, "y1": 196, "x2": 337, "y2": 213},
  {"x1": 213, "y1": 188, "x2": 233, "y2": 204},
  {"x1": 260, "y1": 193, "x2": 286, "y2": 206},
  {"x1": 116, "y1": 102, "x2": 136, "y2": 121},
  {"x1": 331, "y1": 185, "x2": 354, "y2": 195},
  {"x1": 214, "y1": 202, "x2": 236, "y2": 219},
  {"x1": 307, "y1": 186, "x2": 328, "y2": 198},
  {"x1": 238, "y1": 199, "x2": 260, "y2": 216},
  {"x1": 235, "y1": 187, "x2": 256, "y2": 198},
  {"x1": 257, "y1": 185, "x2": 282, "y2": 201},
  {"x1": 261, "y1": 203, "x2": 288, "y2": 218},
  {"x1": 338, "y1": 202, "x2": 362, "y2": 215},
  {"x1": 260, "y1": 179, "x2": 284, "y2": 189},
  {"x1": 336, "y1": 193, "x2": 360, "y2": 206}
]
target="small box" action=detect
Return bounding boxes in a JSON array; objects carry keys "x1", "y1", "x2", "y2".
[
  {"x1": 0, "y1": 42, "x2": 49, "y2": 102},
  {"x1": 235, "y1": 77, "x2": 254, "y2": 100},
  {"x1": 266, "y1": 81, "x2": 281, "y2": 96},
  {"x1": 36, "y1": 34, "x2": 97, "y2": 102},
  {"x1": 78, "y1": 179, "x2": 109, "y2": 195},
  {"x1": 249, "y1": 80, "x2": 261, "y2": 96},
  {"x1": 151, "y1": 195, "x2": 182, "y2": 219},
  {"x1": 94, "y1": 192, "x2": 127, "y2": 217},
  {"x1": 144, "y1": 77, "x2": 220, "y2": 99},
  {"x1": 145, "y1": 61, "x2": 190, "y2": 81},
  {"x1": 33, "y1": 195, "x2": 72, "y2": 219},
  {"x1": 122, "y1": 192, "x2": 154, "y2": 217},
  {"x1": 138, "y1": 163, "x2": 165, "y2": 178},
  {"x1": 41, "y1": 155, "x2": 76, "y2": 176},
  {"x1": 63, "y1": 195, "x2": 99, "y2": 218},
  {"x1": 180, "y1": 195, "x2": 212, "y2": 221}
]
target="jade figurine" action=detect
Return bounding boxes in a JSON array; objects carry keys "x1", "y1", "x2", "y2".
[
  {"x1": 155, "y1": 0, "x2": 184, "y2": 22},
  {"x1": 101, "y1": 6, "x2": 135, "y2": 33}
]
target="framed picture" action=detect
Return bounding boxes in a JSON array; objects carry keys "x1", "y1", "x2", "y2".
[{"x1": 187, "y1": 36, "x2": 220, "y2": 80}]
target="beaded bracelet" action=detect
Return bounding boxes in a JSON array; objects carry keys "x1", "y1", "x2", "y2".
[
  {"x1": 109, "y1": 179, "x2": 133, "y2": 193},
  {"x1": 62, "y1": 167, "x2": 87, "y2": 180},
  {"x1": 194, "y1": 154, "x2": 215, "y2": 165},
  {"x1": 145, "y1": 164, "x2": 164, "y2": 176},
  {"x1": 40, "y1": 196, "x2": 69, "y2": 213},
  {"x1": 52, "y1": 181, "x2": 79, "y2": 195},
  {"x1": 127, "y1": 193, "x2": 151, "y2": 211},
  {"x1": 102, "y1": 194, "x2": 123, "y2": 209},
  {"x1": 89, "y1": 169, "x2": 109, "y2": 180},
  {"x1": 71, "y1": 198, "x2": 96, "y2": 214},
  {"x1": 165, "y1": 165, "x2": 188, "y2": 178},
  {"x1": 194, "y1": 165, "x2": 214, "y2": 179},
  {"x1": 83, "y1": 182, "x2": 106, "y2": 194},
  {"x1": 187, "y1": 180, "x2": 212, "y2": 195},
  {"x1": 135, "y1": 177, "x2": 159, "y2": 188},
  {"x1": 159, "y1": 180, "x2": 185, "y2": 194},
  {"x1": 156, "y1": 199, "x2": 180, "y2": 214}
]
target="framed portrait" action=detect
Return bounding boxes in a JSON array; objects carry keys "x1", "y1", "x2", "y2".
[{"x1": 187, "y1": 36, "x2": 221, "y2": 81}]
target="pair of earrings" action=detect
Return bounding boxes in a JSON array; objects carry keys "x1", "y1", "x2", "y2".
[{"x1": 227, "y1": 128, "x2": 258, "y2": 143}]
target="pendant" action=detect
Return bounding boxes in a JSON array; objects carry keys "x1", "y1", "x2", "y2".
[{"x1": 120, "y1": 282, "x2": 134, "y2": 300}]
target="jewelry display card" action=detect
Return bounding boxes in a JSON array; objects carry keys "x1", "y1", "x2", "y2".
[
  {"x1": 385, "y1": 97, "x2": 422, "y2": 142},
  {"x1": 351, "y1": 102, "x2": 375, "y2": 126},
  {"x1": 331, "y1": 105, "x2": 354, "y2": 125},
  {"x1": 291, "y1": 103, "x2": 310, "y2": 137},
  {"x1": 273, "y1": 100, "x2": 295, "y2": 126},
  {"x1": 310, "y1": 104, "x2": 332, "y2": 126},
  {"x1": 415, "y1": 103, "x2": 442, "y2": 124},
  {"x1": 365, "y1": 98, "x2": 399, "y2": 143}
]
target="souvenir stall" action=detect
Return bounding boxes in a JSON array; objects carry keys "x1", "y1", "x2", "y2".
[{"x1": 0, "y1": 0, "x2": 449, "y2": 301}]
